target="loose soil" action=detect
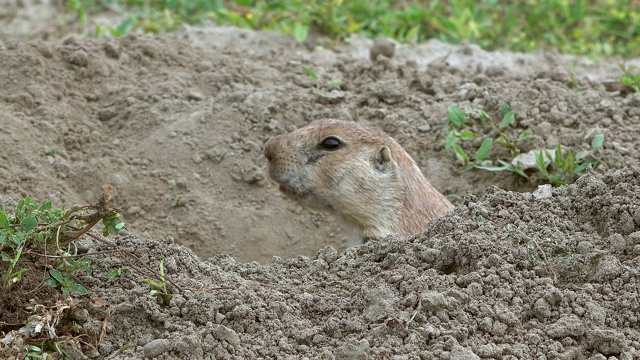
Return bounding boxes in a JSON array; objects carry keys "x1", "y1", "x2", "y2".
[{"x1": 1, "y1": 4, "x2": 640, "y2": 359}]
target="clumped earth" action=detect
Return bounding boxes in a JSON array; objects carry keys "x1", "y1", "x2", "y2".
[{"x1": 1, "y1": 8, "x2": 640, "y2": 360}]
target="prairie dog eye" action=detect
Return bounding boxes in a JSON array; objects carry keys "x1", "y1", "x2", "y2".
[{"x1": 319, "y1": 136, "x2": 342, "y2": 150}]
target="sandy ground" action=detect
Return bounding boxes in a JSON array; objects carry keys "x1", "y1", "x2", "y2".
[{"x1": 1, "y1": 2, "x2": 640, "y2": 359}]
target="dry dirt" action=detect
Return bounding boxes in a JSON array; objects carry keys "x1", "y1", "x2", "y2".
[{"x1": 1, "y1": 3, "x2": 640, "y2": 359}]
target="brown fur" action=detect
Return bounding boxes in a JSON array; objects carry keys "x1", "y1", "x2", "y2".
[{"x1": 263, "y1": 119, "x2": 453, "y2": 237}]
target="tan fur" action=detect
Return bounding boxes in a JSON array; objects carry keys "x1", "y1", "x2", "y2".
[{"x1": 263, "y1": 119, "x2": 454, "y2": 238}]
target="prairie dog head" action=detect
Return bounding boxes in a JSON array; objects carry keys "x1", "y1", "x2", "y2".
[{"x1": 263, "y1": 119, "x2": 405, "y2": 237}]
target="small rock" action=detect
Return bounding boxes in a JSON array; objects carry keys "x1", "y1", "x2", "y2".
[
  {"x1": 212, "y1": 325, "x2": 240, "y2": 347},
  {"x1": 334, "y1": 339, "x2": 370, "y2": 360},
  {"x1": 103, "y1": 43, "x2": 120, "y2": 59},
  {"x1": 421, "y1": 291, "x2": 448, "y2": 311},
  {"x1": 370, "y1": 38, "x2": 396, "y2": 61},
  {"x1": 546, "y1": 315, "x2": 585, "y2": 338},
  {"x1": 450, "y1": 345, "x2": 481, "y2": 360},
  {"x1": 315, "y1": 89, "x2": 345, "y2": 104},
  {"x1": 533, "y1": 184, "x2": 553, "y2": 199},
  {"x1": 534, "y1": 297, "x2": 552, "y2": 319},
  {"x1": 67, "y1": 50, "x2": 89, "y2": 67},
  {"x1": 315, "y1": 245, "x2": 338, "y2": 264},
  {"x1": 186, "y1": 91, "x2": 204, "y2": 101},
  {"x1": 609, "y1": 233, "x2": 626, "y2": 254},
  {"x1": 98, "y1": 108, "x2": 118, "y2": 122},
  {"x1": 590, "y1": 255, "x2": 622, "y2": 281},
  {"x1": 418, "y1": 125, "x2": 431, "y2": 133},
  {"x1": 195, "y1": 61, "x2": 213, "y2": 73},
  {"x1": 243, "y1": 166, "x2": 265, "y2": 184},
  {"x1": 143, "y1": 338, "x2": 170, "y2": 358},
  {"x1": 576, "y1": 241, "x2": 594, "y2": 254},
  {"x1": 586, "y1": 329, "x2": 628, "y2": 355},
  {"x1": 512, "y1": 149, "x2": 556, "y2": 170}
]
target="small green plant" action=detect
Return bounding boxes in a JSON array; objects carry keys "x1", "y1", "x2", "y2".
[
  {"x1": 301, "y1": 66, "x2": 343, "y2": 90},
  {"x1": 44, "y1": 269, "x2": 88, "y2": 295},
  {"x1": 1, "y1": 195, "x2": 124, "y2": 291},
  {"x1": 620, "y1": 64, "x2": 640, "y2": 92},
  {"x1": 445, "y1": 104, "x2": 532, "y2": 180},
  {"x1": 444, "y1": 104, "x2": 604, "y2": 186},
  {"x1": 141, "y1": 260, "x2": 173, "y2": 305},
  {"x1": 535, "y1": 134, "x2": 605, "y2": 186},
  {"x1": 107, "y1": 267, "x2": 133, "y2": 279}
]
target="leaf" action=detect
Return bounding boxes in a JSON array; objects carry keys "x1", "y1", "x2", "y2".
[
  {"x1": 2, "y1": 252, "x2": 11, "y2": 262},
  {"x1": 576, "y1": 150, "x2": 589, "y2": 161},
  {"x1": 293, "y1": 23, "x2": 308, "y2": 43},
  {"x1": 474, "y1": 109, "x2": 491, "y2": 125},
  {"x1": 499, "y1": 111, "x2": 515, "y2": 129},
  {"x1": 499, "y1": 102, "x2": 512, "y2": 117},
  {"x1": 591, "y1": 134, "x2": 604, "y2": 151},
  {"x1": 509, "y1": 164, "x2": 529, "y2": 179},
  {"x1": 327, "y1": 80, "x2": 344, "y2": 88},
  {"x1": 11, "y1": 268, "x2": 26, "y2": 283},
  {"x1": 38, "y1": 201, "x2": 52, "y2": 212},
  {"x1": 459, "y1": 129, "x2": 476, "y2": 139},
  {"x1": 49, "y1": 269, "x2": 65, "y2": 283},
  {"x1": 0, "y1": 210, "x2": 8, "y2": 231},
  {"x1": 69, "y1": 284, "x2": 88, "y2": 295},
  {"x1": 448, "y1": 106, "x2": 469, "y2": 128},
  {"x1": 554, "y1": 144, "x2": 563, "y2": 167},
  {"x1": 474, "y1": 138, "x2": 493, "y2": 162},
  {"x1": 453, "y1": 144, "x2": 470, "y2": 166},
  {"x1": 575, "y1": 159, "x2": 596, "y2": 174},
  {"x1": 518, "y1": 130, "x2": 533, "y2": 141},
  {"x1": 141, "y1": 279, "x2": 162, "y2": 289},
  {"x1": 535, "y1": 150, "x2": 549, "y2": 177},
  {"x1": 302, "y1": 66, "x2": 318, "y2": 81},
  {"x1": 44, "y1": 278, "x2": 58, "y2": 287},
  {"x1": 20, "y1": 216, "x2": 38, "y2": 232},
  {"x1": 405, "y1": 25, "x2": 421, "y2": 42},
  {"x1": 444, "y1": 133, "x2": 459, "y2": 151}
]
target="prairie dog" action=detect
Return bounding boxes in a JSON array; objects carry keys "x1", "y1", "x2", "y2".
[{"x1": 263, "y1": 119, "x2": 453, "y2": 238}]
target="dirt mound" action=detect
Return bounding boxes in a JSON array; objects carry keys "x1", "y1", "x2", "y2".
[
  {"x1": 1, "y1": 31, "x2": 639, "y2": 263},
  {"x1": 1, "y1": 23, "x2": 640, "y2": 359},
  {"x1": 60, "y1": 167, "x2": 640, "y2": 359}
]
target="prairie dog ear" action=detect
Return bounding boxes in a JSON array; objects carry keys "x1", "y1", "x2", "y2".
[{"x1": 374, "y1": 146, "x2": 392, "y2": 172}]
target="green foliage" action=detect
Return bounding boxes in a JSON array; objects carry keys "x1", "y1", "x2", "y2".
[
  {"x1": 107, "y1": 267, "x2": 133, "y2": 279},
  {"x1": 44, "y1": 269, "x2": 88, "y2": 295},
  {"x1": 301, "y1": 66, "x2": 343, "y2": 90},
  {"x1": 141, "y1": 260, "x2": 174, "y2": 305},
  {"x1": 1, "y1": 196, "x2": 125, "y2": 292},
  {"x1": 444, "y1": 105, "x2": 605, "y2": 186},
  {"x1": 66, "y1": 0, "x2": 640, "y2": 57},
  {"x1": 535, "y1": 134, "x2": 606, "y2": 186},
  {"x1": 0, "y1": 196, "x2": 127, "y2": 357},
  {"x1": 620, "y1": 64, "x2": 640, "y2": 92}
]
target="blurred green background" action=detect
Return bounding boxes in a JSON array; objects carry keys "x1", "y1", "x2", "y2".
[{"x1": 64, "y1": 0, "x2": 640, "y2": 57}]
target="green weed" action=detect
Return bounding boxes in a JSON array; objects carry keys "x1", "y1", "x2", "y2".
[
  {"x1": 141, "y1": 260, "x2": 173, "y2": 305},
  {"x1": 0, "y1": 194, "x2": 124, "y2": 357},
  {"x1": 302, "y1": 66, "x2": 343, "y2": 90},
  {"x1": 44, "y1": 269, "x2": 89, "y2": 295},
  {"x1": 444, "y1": 104, "x2": 605, "y2": 186},
  {"x1": 620, "y1": 64, "x2": 640, "y2": 92}
]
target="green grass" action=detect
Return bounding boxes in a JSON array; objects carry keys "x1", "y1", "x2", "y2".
[{"x1": 65, "y1": 0, "x2": 640, "y2": 57}]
